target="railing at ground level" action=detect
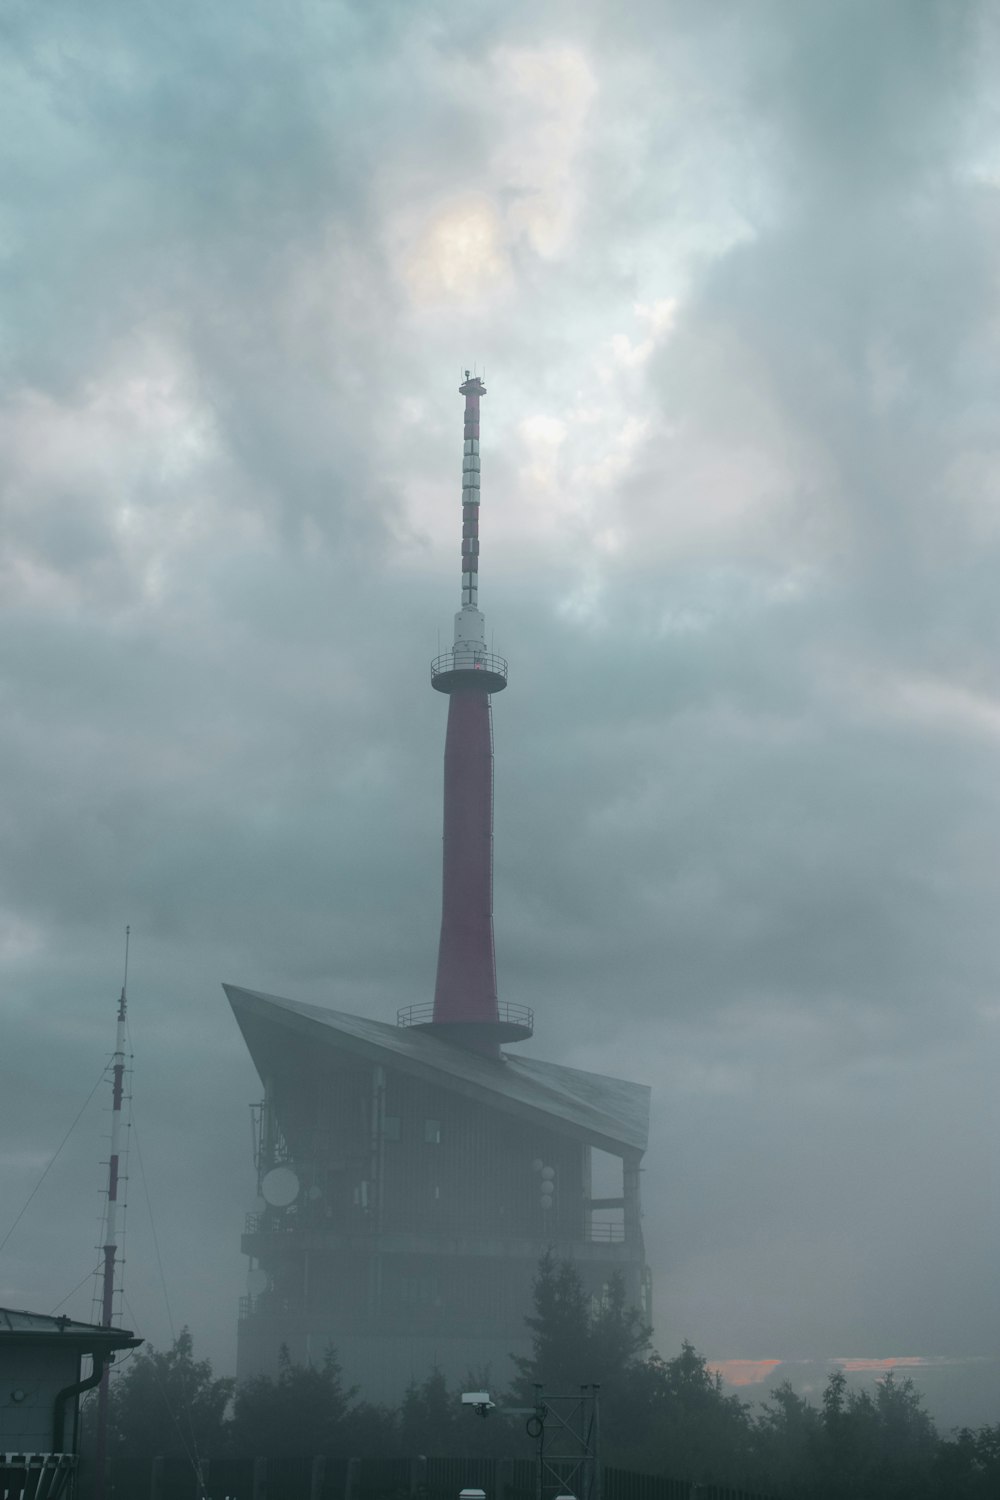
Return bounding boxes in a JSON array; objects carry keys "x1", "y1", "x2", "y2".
[
  {"x1": 605, "y1": 1470, "x2": 777, "y2": 1500},
  {"x1": 146, "y1": 1454, "x2": 779, "y2": 1500},
  {"x1": 605, "y1": 1469, "x2": 691, "y2": 1500},
  {"x1": 0, "y1": 1453, "x2": 76, "y2": 1500}
]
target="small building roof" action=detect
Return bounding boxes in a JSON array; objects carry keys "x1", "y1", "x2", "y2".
[
  {"x1": 0, "y1": 1308, "x2": 140, "y2": 1352},
  {"x1": 225, "y1": 984, "x2": 649, "y2": 1156}
]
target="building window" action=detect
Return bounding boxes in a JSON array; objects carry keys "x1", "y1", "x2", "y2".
[
  {"x1": 424, "y1": 1118, "x2": 442, "y2": 1144},
  {"x1": 383, "y1": 1115, "x2": 401, "y2": 1141}
]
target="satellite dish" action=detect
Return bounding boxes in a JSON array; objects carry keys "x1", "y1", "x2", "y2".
[
  {"x1": 247, "y1": 1268, "x2": 268, "y2": 1296},
  {"x1": 261, "y1": 1165, "x2": 300, "y2": 1207}
]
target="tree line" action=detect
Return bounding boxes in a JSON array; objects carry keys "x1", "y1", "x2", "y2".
[{"x1": 83, "y1": 1253, "x2": 999, "y2": 1499}]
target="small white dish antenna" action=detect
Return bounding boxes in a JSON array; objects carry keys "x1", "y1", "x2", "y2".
[{"x1": 261, "y1": 1165, "x2": 300, "y2": 1207}]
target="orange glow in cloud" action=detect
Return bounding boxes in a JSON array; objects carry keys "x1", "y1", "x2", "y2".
[
  {"x1": 711, "y1": 1360, "x2": 783, "y2": 1387},
  {"x1": 836, "y1": 1357, "x2": 930, "y2": 1373}
]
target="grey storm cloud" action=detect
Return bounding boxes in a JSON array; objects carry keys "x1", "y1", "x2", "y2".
[{"x1": 1, "y1": 0, "x2": 999, "y2": 1428}]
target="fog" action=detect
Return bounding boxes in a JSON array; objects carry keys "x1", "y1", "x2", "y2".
[{"x1": 1, "y1": 0, "x2": 998, "y2": 1428}]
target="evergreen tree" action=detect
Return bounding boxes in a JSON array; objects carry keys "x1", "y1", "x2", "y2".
[
  {"x1": 934, "y1": 1420, "x2": 1000, "y2": 1500},
  {"x1": 339, "y1": 1398, "x2": 399, "y2": 1457},
  {"x1": 632, "y1": 1341, "x2": 752, "y2": 1484},
  {"x1": 397, "y1": 1367, "x2": 462, "y2": 1455},
  {"x1": 511, "y1": 1253, "x2": 659, "y2": 1462},
  {"x1": 511, "y1": 1254, "x2": 651, "y2": 1405},
  {"x1": 81, "y1": 1329, "x2": 232, "y2": 1499},
  {"x1": 511, "y1": 1252, "x2": 593, "y2": 1400},
  {"x1": 748, "y1": 1378, "x2": 822, "y2": 1494},
  {"x1": 589, "y1": 1272, "x2": 654, "y2": 1383},
  {"x1": 805, "y1": 1367, "x2": 940, "y2": 1500},
  {"x1": 229, "y1": 1344, "x2": 357, "y2": 1457}
]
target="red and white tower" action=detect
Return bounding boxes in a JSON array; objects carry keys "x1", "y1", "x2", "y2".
[
  {"x1": 228, "y1": 380, "x2": 652, "y2": 1402},
  {"x1": 94, "y1": 928, "x2": 129, "y2": 1500},
  {"x1": 408, "y1": 373, "x2": 532, "y2": 1055}
]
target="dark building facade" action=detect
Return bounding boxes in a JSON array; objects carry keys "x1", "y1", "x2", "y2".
[{"x1": 229, "y1": 988, "x2": 650, "y2": 1399}]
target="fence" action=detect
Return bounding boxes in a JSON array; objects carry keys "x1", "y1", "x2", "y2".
[{"x1": 146, "y1": 1455, "x2": 775, "y2": 1500}]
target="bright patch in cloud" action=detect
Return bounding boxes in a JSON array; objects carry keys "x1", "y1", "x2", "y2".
[
  {"x1": 835, "y1": 1357, "x2": 935, "y2": 1373},
  {"x1": 518, "y1": 413, "x2": 568, "y2": 498},
  {"x1": 399, "y1": 195, "x2": 511, "y2": 305},
  {"x1": 491, "y1": 44, "x2": 597, "y2": 258},
  {"x1": 392, "y1": 43, "x2": 596, "y2": 307},
  {"x1": 608, "y1": 298, "x2": 678, "y2": 370},
  {"x1": 712, "y1": 1359, "x2": 783, "y2": 1386},
  {"x1": 0, "y1": 341, "x2": 220, "y2": 609}
]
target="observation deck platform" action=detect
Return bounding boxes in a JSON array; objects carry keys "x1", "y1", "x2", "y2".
[
  {"x1": 397, "y1": 1000, "x2": 533, "y2": 1047},
  {"x1": 431, "y1": 651, "x2": 507, "y2": 694}
]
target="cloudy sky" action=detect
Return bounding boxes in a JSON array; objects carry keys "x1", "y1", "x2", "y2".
[{"x1": 2, "y1": 0, "x2": 999, "y2": 1428}]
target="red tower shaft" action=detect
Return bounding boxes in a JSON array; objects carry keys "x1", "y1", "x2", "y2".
[
  {"x1": 433, "y1": 687, "x2": 497, "y2": 1023},
  {"x1": 422, "y1": 375, "x2": 531, "y2": 1054}
]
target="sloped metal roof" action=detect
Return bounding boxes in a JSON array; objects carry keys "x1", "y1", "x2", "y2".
[
  {"x1": 0, "y1": 1308, "x2": 139, "y2": 1350},
  {"x1": 225, "y1": 984, "x2": 649, "y2": 1156}
]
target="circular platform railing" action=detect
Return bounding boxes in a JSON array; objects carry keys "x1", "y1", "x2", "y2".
[
  {"x1": 430, "y1": 650, "x2": 508, "y2": 693},
  {"x1": 397, "y1": 1000, "x2": 534, "y2": 1033}
]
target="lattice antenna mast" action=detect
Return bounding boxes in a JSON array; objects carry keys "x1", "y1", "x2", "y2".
[
  {"x1": 100, "y1": 927, "x2": 129, "y2": 1328},
  {"x1": 532, "y1": 1385, "x2": 602, "y2": 1500},
  {"x1": 94, "y1": 926, "x2": 130, "y2": 1500},
  {"x1": 443, "y1": 370, "x2": 500, "y2": 672},
  {"x1": 460, "y1": 370, "x2": 484, "y2": 612}
]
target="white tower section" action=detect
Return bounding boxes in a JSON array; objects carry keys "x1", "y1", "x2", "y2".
[{"x1": 430, "y1": 372, "x2": 507, "y2": 694}]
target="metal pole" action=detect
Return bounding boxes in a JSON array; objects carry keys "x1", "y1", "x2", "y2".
[
  {"x1": 592, "y1": 1387, "x2": 601, "y2": 1500},
  {"x1": 95, "y1": 929, "x2": 130, "y2": 1500}
]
